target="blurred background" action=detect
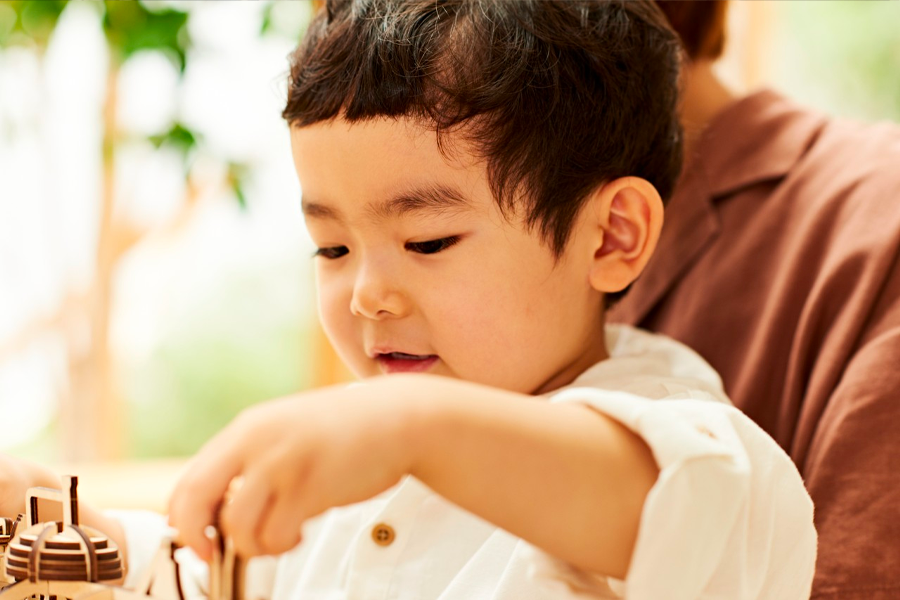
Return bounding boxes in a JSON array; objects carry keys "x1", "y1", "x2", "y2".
[{"x1": 0, "y1": 0, "x2": 899, "y2": 511}]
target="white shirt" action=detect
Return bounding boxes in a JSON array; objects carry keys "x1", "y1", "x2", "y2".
[{"x1": 114, "y1": 325, "x2": 816, "y2": 599}]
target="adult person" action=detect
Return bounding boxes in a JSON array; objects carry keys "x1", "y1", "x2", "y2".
[{"x1": 610, "y1": 2, "x2": 900, "y2": 598}]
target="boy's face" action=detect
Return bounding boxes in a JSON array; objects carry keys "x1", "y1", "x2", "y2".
[{"x1": 291, "y1": 117, "x2": 608, "y2": 395}]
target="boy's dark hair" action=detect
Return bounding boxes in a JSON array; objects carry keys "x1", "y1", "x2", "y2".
[{"x1": 283, "y1": 0, "x2": 682, "y2": 268}]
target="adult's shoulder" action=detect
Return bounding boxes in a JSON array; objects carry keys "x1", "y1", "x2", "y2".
[
  {"x1": 701, "y1": 89, "x2": 900, "y2": 240},
  {"x1": 798, "y1": 100, "x2": 900, "y2": 197},
  {"x1": 789, "y1": 105, "x2": 900, "y2": 256},
  {"x1": 614, "y1": 90, "x2": 900, "y2": 330},
  {"x1": 704, "y1": 89, "x2": 900, "y2": 197}
]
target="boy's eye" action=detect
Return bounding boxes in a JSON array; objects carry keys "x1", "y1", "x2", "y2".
[
  {"x1": 314, "y1": 246, "x2": 349, "y2": 259},
  {"x1": 405, "y1": 236, "x2": 461, "y2": 255}
]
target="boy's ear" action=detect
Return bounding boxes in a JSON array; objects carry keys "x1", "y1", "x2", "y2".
[{"x1": 587, "y1": 177, "x2": 664, "y2": 293}]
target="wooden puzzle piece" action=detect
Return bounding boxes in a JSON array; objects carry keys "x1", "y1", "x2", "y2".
[{"x1": 0, "y1": 476, "x2": 244, "y2": 600}]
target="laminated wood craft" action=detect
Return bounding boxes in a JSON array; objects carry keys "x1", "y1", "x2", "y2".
[{"x1": 0, "y1": 476, "x2": 243, "y2": 600}]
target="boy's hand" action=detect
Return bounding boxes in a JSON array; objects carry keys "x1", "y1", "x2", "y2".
[
  {"x1": 0, "y1": 455, "x2": 62, "y2": 518},
  {"x1": 168, "y1": 377, "x2": 421, "y2": 561},
  {"x1": 170, "y1": 374, "x2": 656, "y2": 578}
]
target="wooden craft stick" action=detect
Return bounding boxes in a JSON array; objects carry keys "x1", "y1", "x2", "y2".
[{"x1": 25, "y1": 475, "x2": 79, "y2": 527}]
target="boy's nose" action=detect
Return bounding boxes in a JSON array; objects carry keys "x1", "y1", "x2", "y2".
[{"x1": 349, "y1": 264, "x2": 409, "y2": 320}]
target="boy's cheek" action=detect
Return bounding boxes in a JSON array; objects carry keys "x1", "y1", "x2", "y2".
[
  {"x1": 316, "y1": 276, "x2": 350, "y2": 318},
  {"x1": 316, "y1": 300, "x2": 363, "y2": 367}
]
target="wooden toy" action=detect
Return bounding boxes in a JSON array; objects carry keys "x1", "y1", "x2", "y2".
[{"x1": 0, "y1": 476, "x2": 244, "y2": 600}]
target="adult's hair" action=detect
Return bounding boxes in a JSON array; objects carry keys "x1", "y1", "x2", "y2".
[
  {"x1": 655, "y1": 1, "x2": 729, "y2": 61},
  {"x1": 283, "y1": 0, "x2": 682, "y2": 264}
]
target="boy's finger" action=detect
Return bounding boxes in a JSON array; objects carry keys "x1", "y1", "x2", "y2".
[
  {"x1": 257, "y1": 488, "x2": 304, "y2": 556},
  {"x1": 168, "y1": 446, "x2": 245, "y2": 561},
  {"x1": 220, "y1": 469, "x2": 273, "y2": 558}
]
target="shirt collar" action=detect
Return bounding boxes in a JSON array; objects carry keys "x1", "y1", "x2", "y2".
[
  {"x1": 693, "y1": 88, "x2": 827, "y2": 198},
  {"x1": 610, "y1": 89, "x2": 827, "y2": 326}
]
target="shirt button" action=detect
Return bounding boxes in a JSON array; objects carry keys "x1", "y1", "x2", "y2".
[{"x1": 371, "y1": 523, "x2": 395, "y2": 546}]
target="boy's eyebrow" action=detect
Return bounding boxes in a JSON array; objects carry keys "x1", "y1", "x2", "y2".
[
  {"x1": 301, "y1": 200, "x2": 342, "y2": 221},
  {"x1": 367, "y1": 184, "x2": 472, "y2": 220},
  {"x1": 302, "y1": 184, "x2": 472, "y2": 222}
]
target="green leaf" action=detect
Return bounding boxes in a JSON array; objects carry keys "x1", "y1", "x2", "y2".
[
  {"x1": 227, "y1": 162, "x2": 250, "y2": 209},
  {"x1": 233, "y1": 180, "x2": 247, "y2": 210},
  {"x1": 260, "y1": 1, "x2": 274, "y2": 36},
  {"x1": 102, "y1": 1, "x2": 190, "y2": 70},
  {"x1": 148, "y1": 122, "x2": 199, "y2": 163},
  {"x1": 228, "y1": 163, "x2": 250, "y2": 210},
  {"x1": 0, "y1": 0, "x2": 67, "y2": 47},
  {"x1": 0, "y1": 3, "x2": 18, "y2": 46}
]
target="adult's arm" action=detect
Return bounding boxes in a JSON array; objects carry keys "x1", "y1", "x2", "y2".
[{"x1": 804, "y1": 264, "x2": 900, "y2": 599}]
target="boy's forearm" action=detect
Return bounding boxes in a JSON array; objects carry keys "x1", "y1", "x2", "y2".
[{"x1": 401, "y1": 376, "x2": 658, "y2": 580}]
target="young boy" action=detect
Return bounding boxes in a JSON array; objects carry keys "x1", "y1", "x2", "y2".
[{"x1": 2, "y1": 1, "x2": 816, "y2": 598}]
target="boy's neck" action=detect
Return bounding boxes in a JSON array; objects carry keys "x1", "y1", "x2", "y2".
[{"x1": 533, "y1": 334, "x2": 609, "y2": 396}]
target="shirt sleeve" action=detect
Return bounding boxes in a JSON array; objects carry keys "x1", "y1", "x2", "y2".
[
  {"x1": 104, "y1": 509, "x2": 173, "y2": 589},
  {"x1": 802, "y1": 323, "x2": 900, "y2": 599},
  {"x1": 546, "y1": 388, "x2": 817, "y2": 600}
]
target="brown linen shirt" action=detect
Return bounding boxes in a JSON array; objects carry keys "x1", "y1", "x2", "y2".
[{"x1": 610, "y1": 89, "x2": 900, "y2": 599}]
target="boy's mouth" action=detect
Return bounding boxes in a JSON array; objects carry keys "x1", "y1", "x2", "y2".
[{"x1": 375, "y1": 352, "x2": 439, "y2": 374}]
